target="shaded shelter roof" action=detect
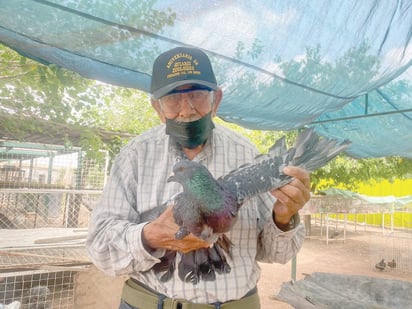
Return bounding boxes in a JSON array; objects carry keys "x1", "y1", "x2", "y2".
[
  {"x1": 0, "y1": 113, "x2": 134, "y2": 147},
  {"x1": 0, "y1": 113, "x2": 134, "y2": 161},
  {"x1": 0, "y1": 0, "x2": 412, "y2": 158}
]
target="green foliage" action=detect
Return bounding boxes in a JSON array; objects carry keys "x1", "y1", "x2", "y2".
[
  {"x1": 0, "y1": 47, "x2": 89, "y2": 121},
  {"x1": 311, "y1": 156, "x2": 412, "y2": 192},
  {"x1": 81, "y1": 84, "x2": 160, "y2": 134}
]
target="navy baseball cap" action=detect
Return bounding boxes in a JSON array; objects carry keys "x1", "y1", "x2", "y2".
[{"x1": 150, "y1": 47, "x2": 218, "y2": 99}]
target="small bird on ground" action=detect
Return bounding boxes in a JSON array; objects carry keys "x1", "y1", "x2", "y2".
[
  {"x1": 375, "y1": 259, "x2": 386, "y2": 271},
  {"x1": 152, "y1": 128, "x2": 350, "y2": 284},
  {"x1": 329, "y1": 230, "x2": 340, "y2": 239},
  {"x1": 388, "y1": 259, "x2": 396, "y2": 269}
]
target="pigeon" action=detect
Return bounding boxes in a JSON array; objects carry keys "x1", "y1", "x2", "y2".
[
  {"x1": 329, "y1": 230, "x2": 340, "y2": 239},
  {"x1": 375, "y1": 259, "x2": 386, "y2": 271},
  {"x1": 21, "y1": 285, "x2": 50, "y2": 309},
  {"x1": 388, "y1": 259, "x2": 396, "y2": 269},
  {"x1": 151, "y1": 128, "x2": 350, "y2": 284}
]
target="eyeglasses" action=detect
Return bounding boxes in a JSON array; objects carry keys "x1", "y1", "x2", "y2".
[{"x1": 159, "y1": 89, "x2": 212, "y2": 115}]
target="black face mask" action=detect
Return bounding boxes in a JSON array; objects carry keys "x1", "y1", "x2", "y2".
[{"x1": 165, "y1": 112, "x2": 215, "y2": 149}]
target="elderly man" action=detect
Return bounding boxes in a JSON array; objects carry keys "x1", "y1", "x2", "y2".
[{"x1": 87, "y1": 46, "x2": 310, "y2": 309}]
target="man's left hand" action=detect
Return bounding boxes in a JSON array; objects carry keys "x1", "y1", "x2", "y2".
[{"x1": 270, "y1": 166, "x2": 310, "y2": 228}]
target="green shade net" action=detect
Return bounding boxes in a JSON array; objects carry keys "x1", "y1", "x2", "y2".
[
  {"x1": 320, "y1": 188, "x2": 412, "y2": 209},
  {"x1": 0, "y1": 0, "x2": 411, "y2": 158}
]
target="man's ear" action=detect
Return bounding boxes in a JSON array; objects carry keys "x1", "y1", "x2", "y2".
[
  {"x1": 211, "y1": 88, "x2": 223, "y2": 117},
  {"x1": 151, "y1": 98, "x2": 166, "y2": 123}
]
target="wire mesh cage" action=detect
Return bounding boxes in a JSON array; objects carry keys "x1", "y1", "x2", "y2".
[
  {"x1": 0, "y1": 140, "x2": 108, "y2": 308},
  {"x1": 0, "y1": 234, "x2": 90, "y2": 309},
  {"x1": 0, "y1": 144, "x2": 108, "y2": 191},
  {"x1": 0, "y1": 189, "x2": 101, "y2": 229},
  {"x1": 370, "y1": 230, "x2": 412, "y2": 274},
  {"x1": 0, "y1": 141, "x2": 106, "y2": 229},
  {"x1": 300, "y1": 195, "x2": 354, "y2": 242},
  {"x1": 0, "y1": 269, "x2": 77, "y2": 309},
  {"x1": 0, "y1": 245, "x2": 90, "y2": 270}
]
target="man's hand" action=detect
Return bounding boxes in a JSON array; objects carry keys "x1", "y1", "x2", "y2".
[
  {"x1": 270, "y1": 166, "x2": 310, "y2": 229},
  {"x1": 142, "y1": 206, "x2": 210, "y2": 253}
]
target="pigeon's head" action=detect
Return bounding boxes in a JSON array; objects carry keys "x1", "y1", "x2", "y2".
[{"x1": 167, "y1": 160, "x2": 210, "y2": 184}]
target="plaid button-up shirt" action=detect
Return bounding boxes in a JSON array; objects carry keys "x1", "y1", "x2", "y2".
[{"x1": 86, "y1": 123, "x2": 305, "y2": 304}]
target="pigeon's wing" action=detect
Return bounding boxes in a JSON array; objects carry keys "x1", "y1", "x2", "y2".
[
  {"x1": 219, "y1": 129, "x2": 350, "y2": 204},
  {"x1": 219, "y1": 135, "x2": 292, "y2": 204},
  {"x1": 154, "y1": 240, "x2": 232, "y2": 284},
  {"x1": 151, "y1": 250, "x2": 177, "y2": 282},
  {"x1": 219, "y1": 155, "x2": 289, "y2": 204},
  {"x1": 140, "y1": 192, "x2": 184, "y2": 222}
]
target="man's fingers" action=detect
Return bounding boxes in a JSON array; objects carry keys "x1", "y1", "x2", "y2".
[
  {"x1": 160, "y1": 234, "x2": 210, "y2": 253},
  {"x1": 283, "y1": 166, "x2": 310, "y2": 189}
]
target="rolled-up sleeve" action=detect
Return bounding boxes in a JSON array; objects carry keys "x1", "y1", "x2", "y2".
[
  {"x1": 256, "y1": 214, "x2": 305, "y2": 264},
  {"x1": 255, "y1": 192, "x2": 306, "y2": 264},
  {"x1": 86, "y1": 152, "x2": 165, "y2": 277}
]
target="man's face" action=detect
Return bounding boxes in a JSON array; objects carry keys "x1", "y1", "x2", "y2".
[{"x1": 158, "y1": 84, "x2": 214, "y2": 122}]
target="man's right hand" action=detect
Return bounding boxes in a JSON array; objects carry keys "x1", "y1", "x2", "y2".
[{"x1": 142, "y1": 206, "x2": 210, "y2": 253}]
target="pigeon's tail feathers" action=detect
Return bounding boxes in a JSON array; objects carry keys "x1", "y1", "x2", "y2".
[
  {"x1": 291, "y1": 129, "x2": 350, "y2": 171},
  {"x1": 220, "y1": 129, "x2": 349, "y2": 204},
  {"x1": 296, "y1": 142, "x2": 349, "y2": 171},
  {"x1": 267, "y1": 136, "x2": 288, "y2": 158},
  {"x1": 290, "y1": 129, "x2": 328, "y2": 166}
]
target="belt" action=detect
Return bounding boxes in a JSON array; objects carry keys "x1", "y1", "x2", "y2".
[{"x1": 121, "y1": 278, "x2": 260, "y2": 309}]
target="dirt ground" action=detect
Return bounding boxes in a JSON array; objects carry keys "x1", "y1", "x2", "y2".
[
  {"x1": 77, "y1": 224, "x2": 412, "y2": 309},
  {"x1": 257, "y1": 226, "x2": 412, "y2": 308}
]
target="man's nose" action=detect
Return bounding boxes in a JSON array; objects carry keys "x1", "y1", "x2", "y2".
[{"x1": 178, "y1": 96, "x2": 196, "y2": 117}]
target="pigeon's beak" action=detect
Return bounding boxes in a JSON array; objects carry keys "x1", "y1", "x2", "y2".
[{"x1": 167, "y1": 173, "x2": 175, "y2": 183}]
